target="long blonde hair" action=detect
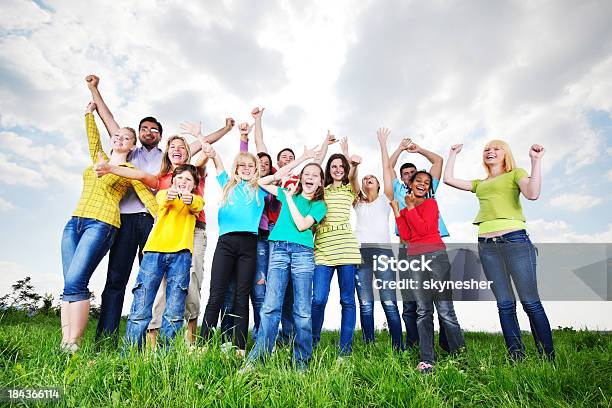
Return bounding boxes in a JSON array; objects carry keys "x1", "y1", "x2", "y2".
[
  {"x1": 220, "y1": 152, "x2": 261, "y2": 206},
  {"x1": 159, "y1": 135, "x2": 192, "y2": 176},
  {"x1": 483, "y1": 139, "x2": 516, "y2": 177}
]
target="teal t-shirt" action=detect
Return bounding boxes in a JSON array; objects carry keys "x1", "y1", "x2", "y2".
[
  {"x1": 216, "y1": 171, "x2": 267, "y2": 236},
  {"x1": 268, "y1": 190, "x2": 327, "y2": 248}
]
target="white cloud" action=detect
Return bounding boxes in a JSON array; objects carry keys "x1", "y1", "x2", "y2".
[
  {"x1": 549, "y1": 193, "x2": 603, "y2": 211},
  {"x1": 0, "y1": 196, "x2": 16, "y2": 211},
  {"x1": 606, "y1": 168, "x2": 612, "y2": 181},
  {"x1": 0, "y1": 152, "x2": 46, "y2": 187},
  {"x1": 528, "y1": 219, "x2": 612, "y2": 243}
]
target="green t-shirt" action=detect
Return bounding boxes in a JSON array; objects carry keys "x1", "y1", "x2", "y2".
[
  {"x1": 268, "y1": 190, "x2": 327, "y2": 248},
  {"x1": 471, "y1": 168, "x2": 529, "y2": 225}
]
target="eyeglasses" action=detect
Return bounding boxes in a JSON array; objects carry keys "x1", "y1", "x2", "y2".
[{"x1": 140, "y1": 127, "x2": 160, "y2": 134}]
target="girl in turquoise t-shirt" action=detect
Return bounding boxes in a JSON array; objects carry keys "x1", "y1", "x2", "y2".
[
  {"x1": 444, "y1": 140, "x2": 554, "y2": 361},
  {"x1": 245, "y1": 158, "x2": 327, "y2": 370}
]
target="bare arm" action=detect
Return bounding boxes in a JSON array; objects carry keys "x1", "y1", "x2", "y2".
[
  {"x1": 251, "y1": 107, "x2": 268, "y2": 154},
  {"x1": 518, "y1": 144, "x2": 545, "y2": 200},
  {"x1": 200, "y1": 143, "x2": 224, "y2": 175},
  {"x1": 348, "y1": 155, "x2": 361, "y2": 194},
  {"x1": 312, "y1": 130, "x2": 337, "y2": 165},
  {"x1": 443, "y1": 144, "x2": 473, "y2": 191},
  {"x1": 85, "y1": 75, "x2": 120, "y2": 138},
  {"x1": 182, "y1": 118, "x2": 235, "y2": 156},
  {"x1": 94, "y1": 154, "x2": 159, "y2": 189},
  {"x1": 408, "y1": 142, "x2": 443, "y2": 180},
  {"x1": 388, "y1": 138, "x2": 412, "y2": 178},
  {"x1": 283, "y1": 185, "x2": 317, "y2": 231},
  {"x1": 377, "y1": 128, "x2": 394, "y2": 200}
]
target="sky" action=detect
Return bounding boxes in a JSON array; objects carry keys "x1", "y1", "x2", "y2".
[{"x1": 0, "y1": 0, "x2": 611, "y2": 332}]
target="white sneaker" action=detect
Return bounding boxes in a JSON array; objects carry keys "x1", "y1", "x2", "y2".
[{"x1": 220, "y1": 342, "x2": 235, "y2": 354}]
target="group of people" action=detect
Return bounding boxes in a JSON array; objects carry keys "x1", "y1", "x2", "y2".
[{"x1": 59, "y1": 74, "x2": 555, "y2": 374}]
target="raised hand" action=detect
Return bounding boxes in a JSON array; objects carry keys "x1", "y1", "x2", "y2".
[
  {"x1": 450, "y1": 144, "x2": 463, "y2": 155},
  {"x1": 302, "y1": 144, "x2": 319, "y2": 160},
  {"x1": 225, "y1": 117, "x2": 236, "y2": 129},
  {"x1": 180, "y1": 190, "x2": 193, "y2": 204},
  {"x1": 238, "y1": 122, "x2": 254, "y2": 136},
  {"x1": 94, "y1": 152, "x2": 110, "y2": 177},
  {"x1": 251, "y1": 107, "x2": 265, "y2": 120},
  {"x1": 85, "y1": 75, "x2": 99, "y2": 89},
  {"x1": 406, "y1": 141, "x2": 421, "y2": 153},
  {"x1": 377, "y1": 127, "x2": 390, "y2": 144},
  {"x1": 201, "y1": 143, "x2": 216, "y2": 158},
  {"x1": 326, "y1": 130, "x2": 338, "y2": 145},
  {"x1": 86, "y1": 101, "x2": 97, "y2": 114},
  {"x1": 339, "y1": 136, "x2": 349, "y2": 154},
  {"x1": 180, "y1": 121, "x2": 202, "y2": 138},
  {"x1": 349, "y1": 154, "x2": 362, "y2": 166},
  {"x1": 399, "y1": 138, "x2": 413, "y2": 151},
  {"x1": 529, "y1": 144, "x2": 545, "y2": 160},
  {"x1": 404, "y1": 192, "x2": 417, "y2": 209},
  {"x1": 389, "y1": 200, "x2": 401, "y2": 217}
]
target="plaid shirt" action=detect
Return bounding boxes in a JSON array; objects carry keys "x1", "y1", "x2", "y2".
[{"x1": 72, "y1": 114, "x2": 158, "y2": 228}]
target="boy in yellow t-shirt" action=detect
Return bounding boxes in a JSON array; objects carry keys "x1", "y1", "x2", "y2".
[{"x1": 124, "y1": 164, "x2": 204, "y2": 350}]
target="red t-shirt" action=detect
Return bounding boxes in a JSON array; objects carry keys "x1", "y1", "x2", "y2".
[
  {"x1": 157, "y1": 169, "x2": 206, "y2": 223},
  {"x1": 395, "y1": 198, "x2": 444, "y2": 255}
]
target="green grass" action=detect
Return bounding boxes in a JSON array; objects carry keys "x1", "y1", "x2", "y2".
[{"x1": 0, "y1": 312, "x2": 610, "y2": 407}]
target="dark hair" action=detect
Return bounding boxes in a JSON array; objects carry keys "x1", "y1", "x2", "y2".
[
  {"x1": 324, "y1": 153, "x2": 350, "y2": 187},
  {"x1": 257, "y1": 152, "x2": 273, "y2": 176},
  {"x1": 276, "y1": 148, "x2": 295, "y2": 162},
  {"x1": 296, "y1": 163, "x2": 325, "y2": 202},
  {"x1": 399, "y1": 162, "x2": 417, "y2": 175},
  {"x1": 171, "y1": 164, "x2": 199, "y2": 192},
  {"x1": 409, "y1": 170, "x2": 434, "y2": 197},
  {"x1": 139, "y1": 116, "x2": 163, "y2": 136}
]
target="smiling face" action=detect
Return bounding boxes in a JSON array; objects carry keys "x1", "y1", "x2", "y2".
[
  {"x1": 400, "y1": 165, "x2": 417, "y2": 185},
  {"x1": 139, "y1": 120, "x2": 162, "y2": 148},
  {"x1": 409, "y1": 172, "x2": 432, "y2": 198},
  {"x1": 362, "y1": 174, "x2": 380, "y2": 193},
  {"x1": 300, "y1": 164, "x2": 323, "y2": 195},
  {"x1": 111, "y1": 128, "x2": 136, "y2": 153},
  {"x1": 173, "y1": 170, "x2": 195, "y2": 193},
  {"x1": 483, "y1": 144, "x2": 506, "y2": 167},
  {"x1": 237, "y1": 157, "x2": 257, "y2": 181},
  {"x1": 277, "y1": 149, "x2": 295, "y2": 168},
  {"x1": 167, "y1": 138, "x2": 188, "y2": 167},
  {"x1": 329, "y1": 158, "x2": 346, "y2": 182},
  {"x1": 259, "y1": 155, "x2": 271, "y2": 176}
]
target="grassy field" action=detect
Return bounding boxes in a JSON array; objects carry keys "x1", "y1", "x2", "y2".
[{"x1": 0, "y1": 311, "x2": 610, "y2": 407}]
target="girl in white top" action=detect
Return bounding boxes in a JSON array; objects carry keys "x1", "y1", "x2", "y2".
[{"x1": 352, "y1": 128, "x2": 404, "y2": 351}]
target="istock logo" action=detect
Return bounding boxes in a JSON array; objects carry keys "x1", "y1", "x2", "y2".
[{"x1": 372, "y1": 255, "x2": 433, "y2": 272}]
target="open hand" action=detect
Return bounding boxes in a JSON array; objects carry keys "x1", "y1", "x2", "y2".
[
  {"x1": 180, "y1": 121, "x2": 202, "y2": 138},
  {"x1": 377, "y1": 127, "x2": 390, "y2": 144}
]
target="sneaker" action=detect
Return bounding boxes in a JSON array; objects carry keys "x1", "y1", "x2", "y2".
[
  {"x1": 220, "y1": 342, "x2": 235, "y2": 355},
  {"x1": 235, "y1": 349, "x2": 246, "y2": 358},
  {"x1": 237, "y1": 363, "x2": 255, "y2": 375},
  {"x1": 416, "y1": 361, "x2": 434, "y2": 374}
]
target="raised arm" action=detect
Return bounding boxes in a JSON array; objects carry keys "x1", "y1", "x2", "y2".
[
  {"x1": 389, "y1": 138, "x2": 412, "y2": 177},
  {"x1": 312, "y1": 130, "x2": 337, "y2": 165},
  {"x1": 85, "y1": 75, "x2": 120, "y2": 138},
  {"x1": 181, "y1": 118, "x2": 235, "y2": 156},
  {"x1": 518, "y1": 144, "x2": 545, "y2": 200},
  {"x1": 348, "y1": 154, "x2": 361, "y2": 194},
  {"x1": 202, "y1": 143, "x2": 224, "y2": 175},
  {"x1": 443, "y1": 144, "x2": 473, "y2": 191},
  {"x1": 251, "y1": 107, "x2": 268, "y2": 154},
  {"x1": 84, "y1": 104, "x2": 107, "y2": 164},
  {"x1": 94, "y1": 153, "x2": 159, "y2": 189},
  {"x1": 377, "y1": 128, "x2": 394, "y2": 200},
  {"x1": 258, "y1": 144, "x2": 317, "y2": 194},
  {"x1": 283, "y1": 184, "x2": 317, "y2": 231},
  {"x1": 407, "y1": 142, "x2": 443, "y2": 180}
]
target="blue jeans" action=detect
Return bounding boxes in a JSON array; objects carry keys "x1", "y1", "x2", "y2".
[
  {"x1": 97, "y1": 213, "x2": 154, "y2": 341},
  {"x1": 247, "y1": 241, "x2": 315, "y2": 369},
  {"x1": 411, "y1": 250, "x2": 465, "y2": 364},
  {"x1": 399, "y1": 243, "x2": 449, "y2": 352},
  {"x1": 61, "y1": 217, "x2": 117, "y2": 302},
  {"x1": 478, "y1": 230, "x2": 554, "y2": 359},
  {"x1": 220, "y1": 235, "x2": 270, "y2": 341},
  {"x1": 355, "y1": 247, "x2": 404, "y2": 351},
  {"x1": 124, "y1": 250, "x2": 192, "y2": 350},
  {"x1": 312, "y1": 264, "x2": 357, "y2": 355}
]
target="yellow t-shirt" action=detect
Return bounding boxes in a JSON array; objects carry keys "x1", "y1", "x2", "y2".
[{"x1": 143, "y1": 190, "x2": 204, "y2": 254}]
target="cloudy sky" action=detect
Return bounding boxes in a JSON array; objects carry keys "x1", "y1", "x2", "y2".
[{"x1": 1, "y1": 0, "x2": 610, "y2": 331}]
